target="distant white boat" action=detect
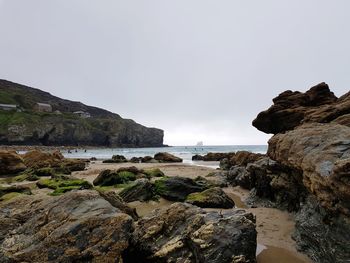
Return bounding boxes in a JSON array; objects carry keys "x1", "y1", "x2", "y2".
[{"x1": 196, "y1": 141, "x2": 204, "y2": 146}]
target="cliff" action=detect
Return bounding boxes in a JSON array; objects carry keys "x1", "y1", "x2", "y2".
[{"x1": 0, "y1": 80, "x2": 164, "y2": 147}]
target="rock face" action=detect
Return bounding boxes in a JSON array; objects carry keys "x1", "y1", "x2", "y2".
[
  {"x1": 0, "y1": 190, "x2": 134, "y2": 262},
  {"x1": 252, "y1": 82, "x2": 349, "y2": 134},
  {"x1": 186, "y1": 187, "x2": 235, "y2": 208},
  {"x1": 268, "y1": 123, "x2": 350, "y2": 216},
  {"x1": 124, "y1": 202, "x2": 257, "y2": 263},
  {"x1": 154, "y1": 152, "x2": 183, "y2": 163},
  {"x1": 0, "y1": 79, "x2": 164, "y2": 147},
  {"x1": 0, "y1": 151, "x2": 26, "y2": 175},
  {"x1": 220, "y1": 151, "x2": 265, "y2": 170},
  {"x1": 252, "y1": 83, "x2": 350, "y2": 262}
]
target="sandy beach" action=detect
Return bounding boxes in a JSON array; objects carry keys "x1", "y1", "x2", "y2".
[{"x1": 72, "y1": 161, "x2": 312, "y2": 263}]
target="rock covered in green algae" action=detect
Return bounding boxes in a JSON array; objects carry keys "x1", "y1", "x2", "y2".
[
  {"x1": 36, "y1": 177, "x2": 92, "y2": 196},
  {"x1": 154, "y1": 176, "x2": 208, "y2": 202},
  {"x1": 119, "y1": 178, "x2": 157, "y2": 203},
  {"x1": 186, "y1": 187, "x2": 235, "y2": 208}
]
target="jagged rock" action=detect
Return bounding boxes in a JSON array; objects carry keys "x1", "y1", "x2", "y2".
[
  {"x1": 205, "y1": 170, "x2": 229, "y2": 187},
  {"x1": 252, "y1": 82, "x2": 349, "y2": 134},
  {"x1": 268, "y1": 123, "x2": 350, "y2": 216},
  {"x1": 0, "y1": 190, "x2": 134, "y2": 262},
  {"x1": 124, "y1": 202, "x2": 257, "y2": 263},
  {"x1": 293, "y1": 196, "x2": 350, "y2": 263},
  {"x1": 154, "y1": 177, "x2": 208, "y2": 201},
  {"x1": 220, "y1": 151, "x2": 265, "y2": 170},
  {"x1": 97, "y1": 190, "x2": 139, "y2": 220},
  {"x1": 0, "y1": 151, "x2": 27, "y2": 175},
  {"x1": 186, "y1": 187, "x2": 235, "y2": 208},
  {"x1": 119, "y1": 179, "x2": 156, "y2": 202},
  {"x1": 93, "y1": 169, "x2": 137, "y2": 186},
  {"x1": 117, "y1": 166, "x2": 141, "y2": 174},
  {"x1": 154, "y1": 152, "x2": 182, "y2": 163},
  {"x1": 143, "y1": 168, "x2": 165, "y2": 178}
]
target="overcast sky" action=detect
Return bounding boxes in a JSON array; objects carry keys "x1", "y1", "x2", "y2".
[{"x1": 0, "y1": 1, "x2": 349, "y2": 145}]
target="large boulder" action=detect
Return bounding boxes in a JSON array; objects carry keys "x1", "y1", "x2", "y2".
[
  {"x1": 0, "y1": 190, "x2": 134, "y2": 262},
  {"x1": 124, "y1": 202, "x2": 257, "y2": 263},
  {"x1": 154, "y1": 177, "x2": 208, "y2": 201},
  {"x1": 268, "y1": 123, "x2": 350, "y2": 216},
  {"x1": 0, "y1": 151, "x2": 27, "y2": 175},
  {"x1": 220, "y1": 151, "x2": 265, "y2": 170},
  {"x1": 154, "y1": 152, "x2": 183, "y2": 163},
  {"x1": 186, "y1": 187, "x2": 235, "y2": 208},
  {"x1": 252, "y1": 82, "x2": 349, "y2": 134}
]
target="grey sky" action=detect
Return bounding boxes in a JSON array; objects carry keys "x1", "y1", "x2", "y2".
[{"x1": 0, "y1": 1, "x2": 349, "y2": 145}]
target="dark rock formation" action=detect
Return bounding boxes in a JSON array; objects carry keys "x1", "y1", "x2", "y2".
[
  {"x1": 252, "y1": 82, "x2": 348, "y2": 134},
  {"x1": 154, "y1": 177, "x2": 208, "y2": 201},
  {"x1": 93, "y1": 169, "x2": 137, "y2": 186},
  {"x1": 154, "y1": 152, "x2": 182, "y2": 163},
  {"x1": 293, "y1": 196, "x2": 350, "y2": 263},
  {"x1": 192, "y1": 152, "x2": 236, "y2": 161},
  {"x1": 124, "y1": 203, "x2": 257, "y2": 263},
  {"x1": 0, "y1": 190, "x2": 134, "y2": 262},
  {"x1": 0, "y1": 79, "x2": 164, "y2": 147},
  {"x1": 252, "y1": 83, "x2": 350, "y2": 262},
  {"x1": 119, "y1": 179, "x2": 156, "y2": 202},
  {"x1": 220, "y1": 151, "x2": 265, "y2": 170},
  {"x1": 0, "y1": 185, "x2": 32, "y2": 199},
  {"x1": 103, "y1": 155, "x2": 128, "y2": 163},
  {"x1": 186, "y1": 187, "x2": 235, "y2": 208},
  {"x1": 0, "y1": 151, "x2": 26, "y2": 175},
  {"x1": 97, "y1": 190, "x2": 139, "y2": 220}
]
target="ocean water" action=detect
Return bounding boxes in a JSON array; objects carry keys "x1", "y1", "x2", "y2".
[{"x1": 62, "y1": 145, "x2": 267, "y2": 165}]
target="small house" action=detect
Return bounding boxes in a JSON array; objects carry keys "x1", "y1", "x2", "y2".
[
  {"x1": 0, "y1": 103, "x2": 18, "y2": 111},
  {"x1": 73, "y1": 111, "x2": 91, "y2": 118},
  {"x1": 34, "y1": 103, "x2": 52, "y2": 112}
]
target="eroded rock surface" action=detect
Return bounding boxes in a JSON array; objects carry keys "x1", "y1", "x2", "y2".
[
  {"x1": 0, "y1": 190, "x2": 134, "y2": 262},
  {"x1": 0, "y1": 151, "x2": 26, "y2": 175},
  {"x1": 186, "y1": 187, "x2": 235, "y2": 208},
  {"x1": 125, "y1": 203, "x2": 257, "y2": 263}
]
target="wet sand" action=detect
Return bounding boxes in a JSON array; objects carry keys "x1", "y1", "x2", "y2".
[{"x1": 73, "y1": 161, "x2": 312, "y2": 263}]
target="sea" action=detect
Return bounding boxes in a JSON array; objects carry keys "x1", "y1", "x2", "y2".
[{"x1": 62, "y1": 145, "x2": 268, "y2": 167}]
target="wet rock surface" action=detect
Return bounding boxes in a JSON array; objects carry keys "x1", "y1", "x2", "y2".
[
  {"x1": 0, "y1": 190, "x2": 134, "y2": 262},
  {"x1": 154, "y1": 152, "x2": 183, "y2": 163},
  {"x1": 119, "y1": 178, "x2": 156, "y2": 202},
  {"x1": 124, "y1": 202, "x2": 257, "y2": 263},
  {"x1": 0, "y1": 151, "x2": 26, "y2": 175},
  {"x1": 251, "y1": 83, "x2": 350, "y2": 262},
  {"x1": 155, "y1": 176, "x2": 208, "y2": 201},
  {"x1": 186, "y1": 187, "x2": 235, "y2": 208}
]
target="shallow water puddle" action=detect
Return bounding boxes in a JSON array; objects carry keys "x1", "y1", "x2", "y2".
[
  {"x1": 257, "y1": 244, "x2": 309, "y2": 263},
  {"x1": 128, "y1": 198, "x2": 173, "y2": 217}
]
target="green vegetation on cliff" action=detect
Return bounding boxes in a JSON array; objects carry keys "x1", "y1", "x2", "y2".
[{"x1": 0, "y1": 79, "x2": 164, "y2": 147}]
